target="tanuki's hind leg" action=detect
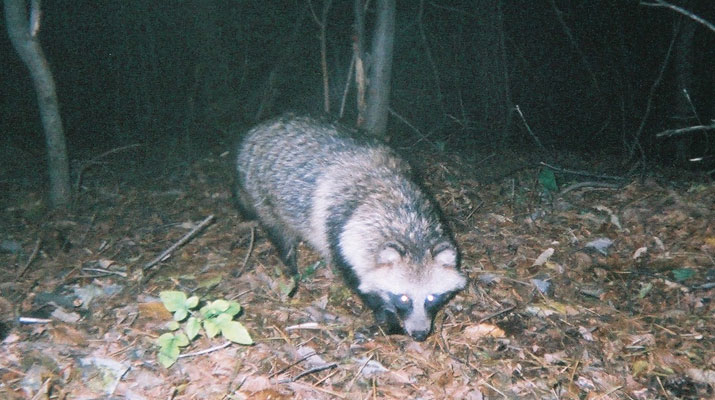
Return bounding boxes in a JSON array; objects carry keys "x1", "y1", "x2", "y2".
[{"x1": 261, "y1": 223, "x2": 299, "y2": 278}]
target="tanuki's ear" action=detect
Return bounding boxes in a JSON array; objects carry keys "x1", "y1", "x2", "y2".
[
  {"x1": 377, "y1": 241, "x2": 405, "y2": 265},
  {"x1": 432, "y1": 242, "x2": 457, "y2": 267}
]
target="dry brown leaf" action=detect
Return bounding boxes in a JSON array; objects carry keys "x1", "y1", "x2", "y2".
[
  {"x1": 49, "y1": 324, "x2": 87, "y2": 346},
  {"x1": 532, "y1": 248, "x2": 554, "y2": 266},
  {"x1": 463, "y1": 323, "x2": 506, "y2": 341},
  {"x1": 137, "y1": 301, "x2": 172, "y2": 320}
]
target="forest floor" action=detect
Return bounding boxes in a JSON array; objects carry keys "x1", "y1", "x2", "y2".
[{"x1": 0, "y1": 147, "x2": 713, "y2": 399}]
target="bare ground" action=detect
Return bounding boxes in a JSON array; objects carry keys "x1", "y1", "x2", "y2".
[{"x1": 1, "y1": 150, "x2": 713, "y2": 399}]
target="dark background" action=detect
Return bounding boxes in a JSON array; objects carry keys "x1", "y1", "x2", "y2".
[{"x1": 1, "y1": 0, "x2": 714, "y2": 185}]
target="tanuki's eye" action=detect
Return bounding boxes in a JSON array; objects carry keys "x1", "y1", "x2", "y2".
[
  {"x1": 426, "y1": 294, "x2": 435, "y2": 302},
  {"x1": 390, "y1": 293, "x2": 412, "y2": 313}
]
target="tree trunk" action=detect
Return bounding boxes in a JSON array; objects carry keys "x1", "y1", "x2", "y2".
[
  {"x1": 5, "y1": 0, "x2": 70, "y2": 208},
  {"x1": 364, "y1": 0, "x2": 395, "y2": 138},
  {"x1": 353, "y1": 0, "x2": 367, "y2": 126}
]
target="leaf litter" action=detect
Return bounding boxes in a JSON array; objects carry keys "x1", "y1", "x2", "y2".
[{"x1": 0, "y1": 152, "x2": 713, "y2": 399}]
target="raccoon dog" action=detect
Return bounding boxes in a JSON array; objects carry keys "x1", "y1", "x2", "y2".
[{"x1": 235, "y1": 114, "x2": 466, "y2": 341}]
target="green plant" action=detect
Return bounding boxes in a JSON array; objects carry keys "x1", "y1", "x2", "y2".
[{"x1": 157, "y1": 290, "x2": 253, "y2": 368}]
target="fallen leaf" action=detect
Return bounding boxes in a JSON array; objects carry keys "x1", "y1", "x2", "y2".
[
  {"x1": 533, "y1": 248, "x2": 554, "y2": 266},
  {"x1": 50, "y1": 324, "x2": 87, "y2": 346},
  {"x1": 464, "y1": 323, "x2": 506, "y2": 341},
  {"x1": 138, "y1": 301, "x2": 173, "y2": 320}
]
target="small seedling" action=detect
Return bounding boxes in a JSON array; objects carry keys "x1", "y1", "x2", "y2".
[{"x1": 157, "y1": 290, "x2": 253, "y2": 367}]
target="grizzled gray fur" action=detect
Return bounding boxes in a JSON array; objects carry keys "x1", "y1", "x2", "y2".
[{"x1": 235, "y1": 114, "x2": 466, "y2": 341}]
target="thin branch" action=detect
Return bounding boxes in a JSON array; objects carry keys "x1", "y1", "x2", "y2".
[
  {"x1": 655, "y1": 122, "x2": 715, "y2": 138},
  {"x1": 278, "y1": 363, "x2": 338, "y2": 383},
  {"x1": 539, "y1": 161, "x2": 625, "y2": 181},
  {"x1": 179, "y1": 341, "x2": 231, "y2": 358},
  {"x1": 515, "y1": 105, "x2": 549, "y2": 154},
  {"x1": 236, "y1": 225, "x2": 255, "y2": 278},
  {"x1": 418, "y1": 0, "x2": 445, "y2": 115},
  {"x1": 19, "y1": 238, "x2": 41, "y2": 277},
  {"x1": 339, "y1": 52, "x2": 355, "y2": 118},
  {"x1": 549, "y1": 0, "x2": 598, "y2": 90},
  {"x1": 559, "y1": 181, "x2": 622, "y2": 195},
  {"x1": 143, "y1": 215, "x2": 215, "y2": 271},
  {"x1": 269, "y1": 351, "x2": 319, "y2": 379},
  {"x1": 641, "y1": 0, "x2": 715, "y2": 33},
  {"x1": 75, "y1": 143, "x2": 141, "y2": 190},
  {"x1": 479, "y1": 304, "x2": 516, "y2": 323},
  {"x1": 81, "y1": 267, "x2": 128, "y2": 278},
  {"x1": 29, "y1": 0, "x2": 41, "y2": 37},
  {"x1": 627, "y1": 22, "x2": 678, "y2": 162}
]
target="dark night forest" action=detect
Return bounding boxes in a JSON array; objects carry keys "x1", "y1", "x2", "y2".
[{"x1": 1, "y1": 1, "x2": 714, "y2": 399}]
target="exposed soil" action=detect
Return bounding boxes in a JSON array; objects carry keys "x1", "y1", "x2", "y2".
[{"x1": 1, "y1": 149, "x2": 713, "y2": 399}]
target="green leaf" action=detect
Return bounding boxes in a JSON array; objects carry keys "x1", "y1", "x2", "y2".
[
  {"x1": 224, "y1": 301, "x2": 242, "y2": 317},
  {"x1": 197, "y1": 275, "x2": 223, "y2": 289},
  {"x1": 672, "y1": 268, "x2": 695, "y2": 282},
  {"x1": 221, "y1": 321, "x2": 253, "y2": 345},
  {"x1": 160, "y1": 291, "x2": 187, "y2": 312},
  {"x1": 212, "y1": 299, "x2": 230, "y2": 312},
  {"x1": 200, "y1": 299, "x2": 230, "y2": 318},
  {"x1": 300, "y1": 261, "x2": 322, "y2": 281},
  {"x1": 157, "y1": 332, "x2": 176, "y2": 347},
  {"x1": 174, "y1": 332, "x2": 190, "y2": 347},
  {"x1": 158, "y1": 341, "x2": 181, "y2": 368},
  {"x1": 166, "y1": 321, "x2": 181, "y2": 331},
  {"x1": 214, "y1": 312, "x2": 232, "y2": 328},
  {"x1": 538, "y1": 168, "x2": 558, "y2": 193},
  {"x1": 185, "y1": 295, "x2": 200, "y2": 309},
  {"x1": 173, "y1": 308, "x2": 188, "y2": 321},
  {"x1": 204, "y1": 319, "x2": 220, "y2": 338},
  {"x1": 278, "y1": 279, "x2": 296, "y2": 297},
  {"x1": 638, "y1": 282, "x2": 653, "y2": 299},
  {"x1": 185, "y1": 317, "x2": 201, "y2": 340}
]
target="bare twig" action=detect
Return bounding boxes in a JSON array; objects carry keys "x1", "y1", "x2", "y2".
[
  {"x1": 641, "y1": 0, "x2": 715, "y2": 33},
  {"x1": 279, "y1": 363, "x2": 338, "y2": 383},
  {"x1": 418, "y1": 0, "x2": 445, "y2": 115},
  {"x1": 143, "y1": 215, "x2": 215, "y2": 271},
  {"x1": 81, "y1": 267, "x2": 128, "y2": 278},
  {"x1": 479, "y1": 304, "x2": 516, "y2": 323},
  {"x1": 339, "y1": 52, "x2": 356, "y2": 118},
  {"x1": 75, "y1": 143, "x2": 141, "y2": 190},
  {"x1": 269, "y1": 351, "x2": 318, "y2": 378},
  {"x1": 628, "y1": 23, "x2": 678, "y2": 162},
  {"x1": 559, "y1": 181, "x2": 622, "y2": 195},
  {"x1": 655, "y1": 122, "x2": 715, "y2": 138},
  {"x1": 346, "y1": 354, "x2": 373, "y2": 391},
  {"x1": 19, "y1": 238, "x2": 41, "y2": 277},
  {"x1": 549, "y1": 0, "x2": 598, "y2": 90},
  {"x1": 179, "y1": 341, "x2": 232, "y2": 358},
  {"x1": 236, "y1": 225, "x2": 255, "y2": 278},
  {"x1": 30, "y1": 377, "x2": 51, "y2": 400},
  {"x1": 29, "y1": 0, "x2": 41, "y2": 37},
  {"x1": 389, "y1": 108, "x2": 433, "y2": 147},
  {"x1": 539, "y1": 162, "x2": 625, "y2": 181},
  {"x1": 515, "y1": 105, "x2": 549, "y2": 155},
  {"x1": 19, "y1": 317, "x2": 52, "y2": 324}
]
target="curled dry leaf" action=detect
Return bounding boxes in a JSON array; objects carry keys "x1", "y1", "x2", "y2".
[
  {"x1": 464, "y1": 323, "x2": 506, "y2": 342},
  {"x1": 532, "y1": 248, "x2": 554, "y2": 266}
]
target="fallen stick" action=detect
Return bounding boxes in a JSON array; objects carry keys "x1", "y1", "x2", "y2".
[{"x1": 143, "y1": 215, "x2": 214, "y2": 271}]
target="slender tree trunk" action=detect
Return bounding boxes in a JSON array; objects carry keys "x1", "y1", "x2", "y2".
[
  {"x1": 364, "y1": 0, "x2": 395, "y2": 138},
  {"x1": 354, "y1": 0, "x2": 367, "y2": 126},
  {"x1": 5, "y1": 0, "x2": 70, "y2": 208},
  {"x1": 310, "y1": 0, "x2": 332, "y2": 114}
]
